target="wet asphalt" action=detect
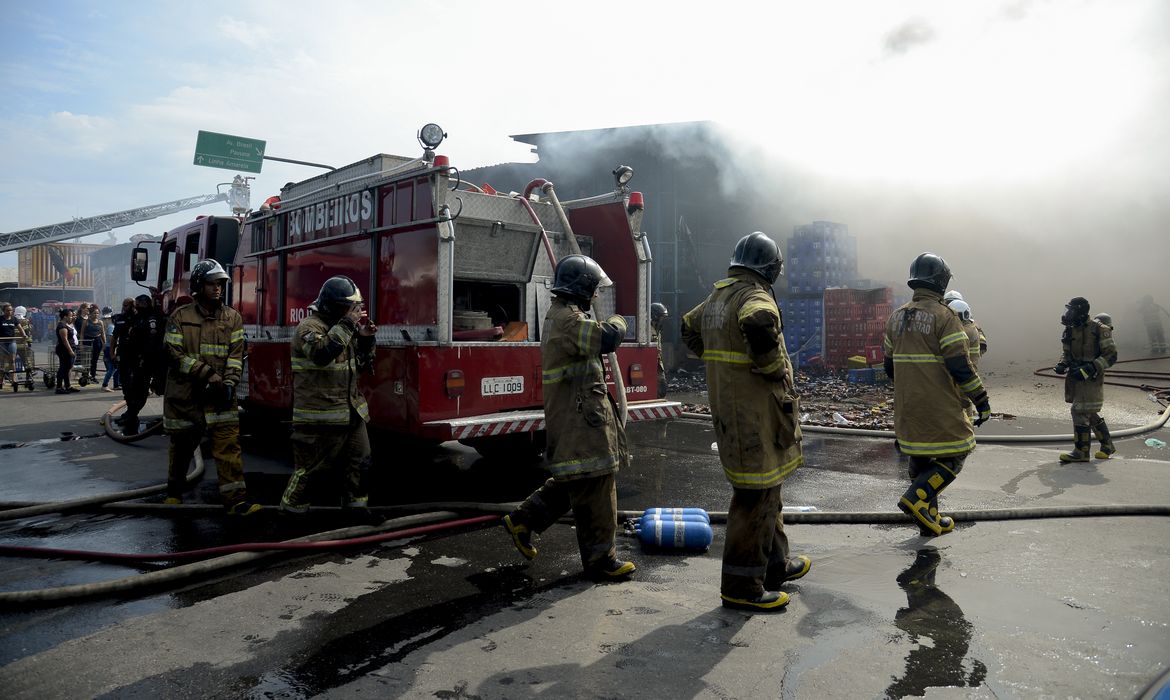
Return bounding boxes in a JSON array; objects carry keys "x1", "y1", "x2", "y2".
[{"x1": 0, "y1": 389, "x2": 1168, "y2": 699}]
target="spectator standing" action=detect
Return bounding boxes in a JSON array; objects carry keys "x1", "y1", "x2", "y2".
[
  {"x1": 0, "y1": 303, "x2": 20, "y2": 389},
  {"x1": 55, "y1": 308, "x2": 80, "y2": 393}
]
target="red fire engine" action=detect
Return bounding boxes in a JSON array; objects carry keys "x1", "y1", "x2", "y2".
[{"x1": 131, "y1": 126, "x2": 681, "y2": 456}]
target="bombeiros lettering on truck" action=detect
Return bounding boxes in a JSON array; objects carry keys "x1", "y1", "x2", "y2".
[{"x1": 130, "y1": 124, "x2": 681, "y2": 458}]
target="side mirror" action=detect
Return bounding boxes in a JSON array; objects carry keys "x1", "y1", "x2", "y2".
[{"x1": 130, "y1": 248, "x2": 149, "y2": 282}]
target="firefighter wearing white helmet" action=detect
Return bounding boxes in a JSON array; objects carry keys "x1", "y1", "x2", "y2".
[
  {"x1": 682, "y1": 231, "x2": 810, "y2": 612},
  {"x1": 1052, "y1": 297, "x2": 1118, "y2": 462},
  {"x1": 162, "y1": 259, "x2": 259, "y2": 515},
  {"x1": 280, "y1": 276, "x2": 381, "y2": 525},
  {"x1": 944, "y1": 290, "x2": 987, "y2": 355},
  {"x1": 883, "y1": 253, "x2": 990, "y2": 537},
  {"x1": 503, "y1": 254, "x2": 637, "y2": 582}
]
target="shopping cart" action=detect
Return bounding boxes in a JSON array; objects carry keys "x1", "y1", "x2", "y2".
[
  {"x1": 44, "y1": 342, "x2": 93, "y2": 389},
  {"x1": 8, "y1": 341, "x2": 44, "y2": 392},
  {"x1": 2, "y1": 336, "x2": 38, "y2": 392}
]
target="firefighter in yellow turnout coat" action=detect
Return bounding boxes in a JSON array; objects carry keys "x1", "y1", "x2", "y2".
[
  {"x1": 280, "y1": 277, "x2": 381, "y2": 524},
  {"x1": 163, "y1": 260, "x2": 259, "y2": 515},
  {"x1": 503, "y1": 255, "x2": 636, "y2": 581},
  {"x1": 883, "y1": 254, "x2": 990, "y2": 537},
  {"x1": 682, "y1": 232, "x2": 811, "y2": 613},
  {"x1": 1053, "y1": 297, "x2": 1118, "y2": 462}
]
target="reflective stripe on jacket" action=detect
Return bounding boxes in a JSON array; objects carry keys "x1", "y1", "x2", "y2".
[
  {"x1": 163, "y1": 302, "x2": 244, "y2": 431},
  {"x1": 1061, "y1": 319, "x2": 1117, "y2": 412},
  {"x1": 883, "y1": 289, "x2": 985, "y2": 457},
  {"x1": 541, "y1": 297, "x2": 629, "y2": 481},
  {"x1": 681, "y1": 270, "x2": 803, "y2": 488},
  {"x1": 291, "y1": 312, "x2": 374, "y2": 426}
]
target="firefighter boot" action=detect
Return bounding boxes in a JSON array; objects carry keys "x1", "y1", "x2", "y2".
[
  {"x1": 898, "y1": 461, "x2": 958, "y2": 537},
  {"x1": 1091, "y1": 419, "x2": 1116, "y2": 460},
  {"x1": 1059, "y1": 427, "x2": 1092, "y2": 463},
  {"x1": 764, "y1": 555, "x2": 812, "y2": 591},
  {"x1": 720, "y1": 590, "x2": 790, "y2": 612},
  {"x1": 585, "y1": 558, "x2": 637, "y2": 582},
  {"x1": 503, "y1": 513, "x2": 537, "y2": 560}
]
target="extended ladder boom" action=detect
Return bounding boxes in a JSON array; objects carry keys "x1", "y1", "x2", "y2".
[{"x1": 0, "y1": 192, "x2": 230, "y2": 253}]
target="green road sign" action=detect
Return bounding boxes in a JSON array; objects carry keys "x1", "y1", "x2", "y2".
[{"x1": 193, "y1": 130, "x2": 266, "y2": 173}]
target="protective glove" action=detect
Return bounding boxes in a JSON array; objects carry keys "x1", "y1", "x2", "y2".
[
  {"x1": 214, "y1": 383, "x2": 236, "y2": 412},
  {"x1": 1071, "y1": 363, "x2": 1097, "y2": 381},
  {"x1": 973, "y1": 399, "x2": 992, "y2": 427},
  {"x1": 1052, "y1": 362, "x2": 1068, "y2": 375}
]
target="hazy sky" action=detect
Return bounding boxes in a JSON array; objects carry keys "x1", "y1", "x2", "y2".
[{"x1": 2, "y1": 0, "x2": 1168, "y2": 362}]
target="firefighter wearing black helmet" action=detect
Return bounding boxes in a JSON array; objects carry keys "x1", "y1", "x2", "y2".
[
  {"x1": 883, "y1": 253, "x2": 990, "y2": 537},
  {"x1": 1052, "y1": 297, "x2": 1118, "y2": 462},
  {"x1": 650, "y1": 302, "x2": 669, "y2": 397},
  {"x1": 503, "y1": 254, "x2": 637, "y2": 581},
  {"x1": 681, "y1": 231, "x2": 810, "y2": 613},
  {"x1": 162, "y1": 259, "x2": 258, "y2": 514},
  {"x1": 279, "y1": 276, "x2": 381, "y2": 524}
]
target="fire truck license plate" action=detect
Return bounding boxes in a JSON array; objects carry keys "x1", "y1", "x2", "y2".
[{"x1": 481, "y1": 376, "x2": 524, "y2": 396}]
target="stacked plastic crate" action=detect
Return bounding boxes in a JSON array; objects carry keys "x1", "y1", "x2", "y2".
[
  {"x1": 779, "y1": 222, "x2": 858, "y2": 366},
  {"x1": 823, "y1": 286, "x2": 893, "y2": 370}
]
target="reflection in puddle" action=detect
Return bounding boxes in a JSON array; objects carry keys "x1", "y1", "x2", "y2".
[{"x1": 885, "y1": 549, "x2": 987, "y2": 698}]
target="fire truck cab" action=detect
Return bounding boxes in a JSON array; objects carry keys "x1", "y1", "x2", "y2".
[{"x1": 134, "y1": 127, "x2": 680, "y2": 456}]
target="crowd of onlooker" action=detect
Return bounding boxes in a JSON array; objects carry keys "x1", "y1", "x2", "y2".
[{"x1": 0, "y1": 301, "x2": 122, "y2": 395}]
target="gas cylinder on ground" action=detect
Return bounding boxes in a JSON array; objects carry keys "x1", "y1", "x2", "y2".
[
  {"x1": 642, "y1": 507, "x2": 711, "y2": 523},
  {"x1": 636, "y1": 507, "x2": 713, "y2": 552}
]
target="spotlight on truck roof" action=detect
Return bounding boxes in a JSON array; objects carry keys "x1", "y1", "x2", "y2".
[
  {"x1": 613, "y1": 165, "x2": 634, "y2": 190},
  {"x1": 418, "y1": 123, "x2": 447, "y2": 150}
]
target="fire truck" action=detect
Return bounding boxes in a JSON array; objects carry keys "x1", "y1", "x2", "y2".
[{"x1": 131, "y1": 125, "x2": 681, "y2": 456}]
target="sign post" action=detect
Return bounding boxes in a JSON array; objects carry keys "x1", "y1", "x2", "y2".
[{"x1": 193, "y1": 131, "x2": 266, "y2": 173}]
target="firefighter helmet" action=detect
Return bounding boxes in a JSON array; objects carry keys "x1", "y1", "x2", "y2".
[
  {"x1": 313, "y1": 276, "x2": 364, "y2": 319},
  {"x1": 189, "y1": 259, "x2": 229, "y2": 297},
  {"x1": 942, "y1": 290, "x2": 965, "y2": 303},
  {"x1": 907, "y1": 253, "x2": 952, "y2": 294},
  {"x1": 13, "y1": 306, "x2": 26, "y2": 319},
  {"x1": 947, "y1": 299, "x2": 971, "y2": 322},
  {"x1": 650, "y1": 302, "x2": 669, "y2": 324},
  {"x1": 551, "y1": 255, "x2": 611, "y2": 310},
  {"x1": 1062, "y1": 296, "x2": 1090, "y2": 327},
  {"x1": 730, "y1": 231, "x2": 783, "y2": 284},
  {"x1": 1093, "y1": 312, "x2": 1112, "y2": 327}
]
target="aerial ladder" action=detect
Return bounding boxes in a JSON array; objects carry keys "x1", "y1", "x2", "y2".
[{"x1": 0, "y1": 176, "x2": 252, "y2": 254}]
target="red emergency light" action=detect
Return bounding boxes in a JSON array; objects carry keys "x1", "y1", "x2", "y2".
[
  {"x1": 433, "y1": 154, "x2": 450, "y2": 169},
  {"x1": 627, "y1": 191, "x2": 644, "y2": 214}
]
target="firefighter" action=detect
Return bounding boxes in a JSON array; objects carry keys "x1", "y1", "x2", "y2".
[
  {"x1": 1052, "y1": 297, "x2": 1118, "y2": 462},
  {"x1": 280, "y1": 276, "x2": 382, "y2": 525},
  {"x1": 119, "y1": 295, "x2": 164, "y2": 436},
  {"x1": 1137, "y1": 295, "x2": 1167, "y2": 355},
  {"x1": 947, "y1": 299, "x2": 982, "y2": 420},
  {"x1": 162, "y1": 260, "x2": 259, "y2": 514},
  {"x1": 943, "y1": 290, "x2": 987, "y2": 356},
  {"x1": 681, "y1": 231, "x2": 810, "y2": 613},
  {"x1": 650, "y1": 302, "x2": 669, "y2": 397},
  {"x1": 0, "y1": 303, "x2": 19, "y2": 388},
  {"x1": 14, "y1": 306, "x2": 33, "y2": 385},
  {"x1": 503, "y1": 254, "x2": 636, "y2": 581},
  {"x1": 883, "y1": 253, "x2": 990, "y2": 537}
]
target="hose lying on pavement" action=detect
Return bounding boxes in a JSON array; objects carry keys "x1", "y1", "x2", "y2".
[
  {"x1": 0, "y1": 512, "x2": 495, "y2": 606},
  {"x1": 680, "y1": 401, "x2": 1170, "y2": 443},
  {"x1": 0, "y1": 453, "x2": 204, "y2": 522},
  {"x1": 102, "y1": 399, "x2": 164, "y2": 443}
]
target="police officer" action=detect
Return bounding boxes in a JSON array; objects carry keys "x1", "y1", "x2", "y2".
[
  {"x1": 162, "y1": 260, "x2": 258, "y2": 514},
  {"x1": 280, "y1": 277, "x2": 381, "y2": 524},
  {"x1": 650, "y1": 302, "x2": 669, "y2": 398},
  {"x1": 119, "y1": 295, "x2": 164, "y2": 435},
  {"x1": 1053, "y1": 297, "x2": 1118, "y2": 462},
  {"x1": 503, "y1": 254, "x2": 636, "y2": 581},
  {"x1": 681, "y1": 232, "x2": 810, "y2": 612},
  {"x1": 883, "y1": 253, "x2": 990, "y2": 537},
  {"x1": 108, "y1": 297, "x2": 134, "y2": 391}
]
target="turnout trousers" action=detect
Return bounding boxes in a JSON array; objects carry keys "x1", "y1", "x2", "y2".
[
  {"x1": 281, "y1": 418, "x2": 372, "y2": 511},
  {"x1": 166, "y1": 422, "x2": 247, "y2": 507},
  {"x1": 512, "y1": 473, "x2": 618, "y2": 570},
  {"x1": 722, "y1": 484, "x2": 789, "y2": 600}
]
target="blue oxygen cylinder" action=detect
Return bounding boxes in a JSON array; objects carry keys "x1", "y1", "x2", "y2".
[
  {"x1": 636, "y1": 518, "x2": 714, "y2": 551},
  {"x1": 638, "y1": 513, "x2": 708, "y2": 532},
  {"x1": 642, "y1": 507, "x2": 711, "y2": 523}
]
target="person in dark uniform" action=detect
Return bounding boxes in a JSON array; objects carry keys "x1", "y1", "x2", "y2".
[{"x1": 120, "y1": 295, "x2": 165, "y2": 435}]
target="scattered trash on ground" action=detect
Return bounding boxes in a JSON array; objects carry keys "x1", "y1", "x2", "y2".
[{"x1": 1146, "y1": 438, "x2": 1167, "y2": 448}]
